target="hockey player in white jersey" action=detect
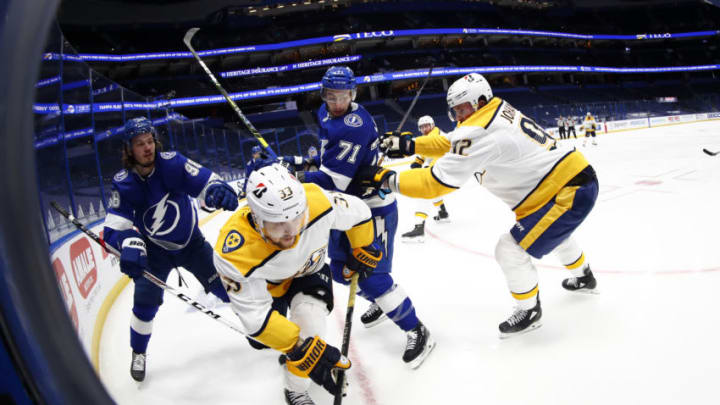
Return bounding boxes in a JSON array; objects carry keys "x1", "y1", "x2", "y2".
[
  {"x1": 359, "y1": 73, "x2": 599, "y2": 338},
  {"x1": 213, "y1": 163, "x2": 381, "y2": 404},
  {"x1": 400, "y1": 115, "x2": 450, "y2": 243},
  {"x1": 582, "y1": 112, "x2": 598, "y2": 146}
]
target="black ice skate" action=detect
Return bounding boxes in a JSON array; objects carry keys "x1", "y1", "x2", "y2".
[
  {"x1": 361, "y1": 302, "x2": 387, "y2": 328},
  {"x1": 499, "y1": 298, "x2": 542, "y2": 339},
  {"x1": 401, "y1": 223, "x2": 425, "y2": 243},
  {"x1": 562, "y1": 267, "x2": 598, "y2": 293},
  {"x1": 433, "y1": 205, "x2": 450, "y2": 223},
  {"x1": 403, "y1": 321, "x2": 436, "y2": 369},
  {"x1": 284, "y1": 389, "x2": 315, "y2": 405},
  {"x1": 130, "y1": 351, "x2": 146, "y2": 382}
]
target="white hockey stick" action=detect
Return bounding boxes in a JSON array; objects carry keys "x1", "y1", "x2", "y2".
[{"x1": 183, "y1": 27, "x2": 277, "y2": 158}]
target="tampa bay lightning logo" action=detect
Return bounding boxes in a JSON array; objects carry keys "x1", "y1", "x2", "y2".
[
  {"x1": 222, "y1": 230, "x2": 245, "y2": 254},
  {"x1": 160, "y1": 151, "x2": 176, "y2": 160},
  {"x1": 114, "y1": 170, "x2": 128, "y2": 182},
  {"x1": 142, "y1": 193, "x2": 180, "y2": 236},
  {"x1": 344, "y1": 113, "x2": 363, "y2": 128}
]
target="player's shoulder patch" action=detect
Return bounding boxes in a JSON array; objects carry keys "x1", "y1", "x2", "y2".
[
  {"x1": 113, "y1": 169, "x2": 129, "y2": 182},
  {"x1": 221, "y1": 230, "x2": 245, "y2": 254},
  {"x1": 160, "y1": 151, "x2": 177, "y2": 160},
  {"x1": 344, "y1": 113, "x2": 363, "y2": 128}
]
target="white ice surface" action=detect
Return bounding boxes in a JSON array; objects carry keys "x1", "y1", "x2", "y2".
[{"x1": 99, "y1": 121, "x2": 720, "y2": 405}]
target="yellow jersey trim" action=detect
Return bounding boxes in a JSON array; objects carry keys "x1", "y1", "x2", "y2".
[
  {"x1": 511, "y1": 284, "x2": 539, "y2": 301},
  {"x1": 565, "y1": 252, "x2": 586, "y2": 270},
  {"x1": 414, "y1": 127, "x2": 451, "y2": 159},
  {"x1": 398, "y1": 167, "x2": 458, "y2": 199},
  {"x1": 518, "y1": 186, "x2": 580, "y2": 250},
  {"x1": 250, "y1": 310, "x2": 300, "y2": 352},
  {"x1": 345, "y1": 218, "x2": 374, "y2": 249},
  {"x1": 513, "y1": 150, "x2": 589, "y2": 219},
  {"x1": 458, "y1": 97, "x2": 503, "y2": 130}
]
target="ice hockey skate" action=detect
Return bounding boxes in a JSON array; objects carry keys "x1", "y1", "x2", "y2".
[
  {"x1": 499, "y1": 298, "x2": 542, "y2": 339},
  {"x1": 403, "y1": 321, "x2": 436, "y2": 369},
  {"x1": 433, "y1": 204, "x2": 450, "y2": 223},
  {"x1": 401, "y1": 222, "x2": 425, "y2": 243},
  {"x1": 284, "y1": 389, "x2": 315, "y2": 405},
  {"x1": 130, "y1": 351, "x2": 146, "y2": 382},
  {"x1": 562, "y1": 267, "x2": 598, "y2": 294},
  {"x1": 361, "y1": 302, "x2": 388, "y2": 328}
]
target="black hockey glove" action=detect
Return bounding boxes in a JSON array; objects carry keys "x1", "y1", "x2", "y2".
[
  {"x1": 343, "y1": 242, "x2": 383, "y2": 281},
  {"x1": 286, "y1": 336, "x2": 351, "y2": 395},
  {"x1": 205, "y1": 182, "x2": 239, "y2": 211},
  {"x1": 381, "y1": 131, "x2": 415, "y2": 158},
  {"x1": 353, "y1": 165, "x2": 396, "y2": 198}
]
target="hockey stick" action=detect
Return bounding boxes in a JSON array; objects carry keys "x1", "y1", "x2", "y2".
[
  {"x1": 333, "y1": 272, "x2": 359, "y2": 405},
  {"x1": 703, "y1": 148, "x2": 720, "y2": 156},
  {"x1": 183, "y1": 27, "x2": 277, "y2": 159},
  {"x1": 378, "y1": 65, "x2": 434, "y2": 166},
  {"x1": 49, "y1": 201, "x2": 248, "y2": 337}
]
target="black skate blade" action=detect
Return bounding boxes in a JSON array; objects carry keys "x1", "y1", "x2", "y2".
[
  {"x1": 406, "y1": 335, "x2": 436, "y2": 370},
  {"x1": 499, "y1": 322, "x2": 542, "y2": 340},
  {"x1": 567, "y1": 287, "x2": 600, "y2": 295},
  {"x1": 401, "y1": 236, "x2": 425, "y2": 243},
  {"x1": 362, "y1": 313, "x2": 388, "y2": 329}
]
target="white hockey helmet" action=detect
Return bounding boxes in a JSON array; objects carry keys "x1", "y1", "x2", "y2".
[
  {"x1": 417, "y1": 115, "x2": 435, "y2": 131},
  {"x1": 586, "y1": 112, "x2": 591, "y2": 117},
  {"x1": 446, "y1": 73, "x2": 493, "y2": 122},
  {"x1": 246, "y1": 163, "x2": 308, "y2": 247}
]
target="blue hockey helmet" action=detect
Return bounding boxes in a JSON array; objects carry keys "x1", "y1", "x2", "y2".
[
  {"x1": 123, "y1": 117, "x2": 156, "y2": 144},
  {"x1": 251, "y1": 145, "x2": 262, "y2": 155},
  {"x1": 321, "y1": 66, "x2": 356, "y2": 101}
]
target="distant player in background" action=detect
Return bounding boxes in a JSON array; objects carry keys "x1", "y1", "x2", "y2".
[
  {"x1": 103, "y1": 117, "x2": 235, "y2": 382},
  {"x1": 298, "y1": 66, "x2": 435, "y2": 368},
  {"x1": 364, "y1": 73, "x2": 599, "y2": 338},
  {"x1": 214, "y1": 164, "x2": 379, "y2": 404},
  {"x1": 557, "y1": 116, "x2": 566, "y2": 140},
  {"x1": 582, "y1": 112, "x2": 597, "y2": 146},
  {"x1": 242, "y1": 145, "x2": 267, "y2": 195},
  {"x1": 401, "y1": 115, "x2": 451, "y2": 243}
]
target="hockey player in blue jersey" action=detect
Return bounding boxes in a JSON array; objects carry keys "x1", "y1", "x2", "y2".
[
  {"x1": 298, "y1": 66, "x2": 435, "y2": 368},
  {"x1": 103, "y1": 117, "x2": 236, "y2": 382}
]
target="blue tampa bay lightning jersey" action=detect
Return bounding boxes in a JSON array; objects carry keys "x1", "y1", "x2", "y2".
[
  {"x1": 104, "y1": 151, "x2": 218, "y2": 252},
  {"x1": 304, "y1": 102, "x2": 396, "y2": 216}
]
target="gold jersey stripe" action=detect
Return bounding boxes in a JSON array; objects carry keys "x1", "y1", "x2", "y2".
[
  {"x1": 250, "y1": 310, "x2": 300, "y2": 353},
  {"x1": 414, "y1": 126, "x2": 451, "y2": 159},
  {"x1": 565, "y1": 252, "x2": 586, "y2": 270},
  {"x1": 346, "y1": 218, "x2": 374, "y2": 249},
  {"x1": 398, "y1": 167, "x2": 458, "y2": 199},
  {"x1": 518, "y1": 186, "x2": 580, "y2": 251},
  {"x1": 457, "y1": 97, "x2": 503, "y2": 130},
  {"x1": 511, "y1": 284, "x2": 539, "y2": 300},
  {"x1": 267, "y1": 278, "x2": 293, "y2": 298},
  {"x1": 433, "y1": 200, "x2": 444, "y2": 207},
  {"x1": 415, "y1": 212, "x2": 428, "y2": 219},
  {"x1": 513, "y1": 150, "x2": 589, "y2": 219}
]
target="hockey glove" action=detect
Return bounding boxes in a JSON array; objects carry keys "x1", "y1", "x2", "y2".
[
  {"x1": 120, "y1": 237, "x2": 147, "y2": 279},
  {"x1": 353, "y1": 165, "x2": 396, "y2": 198},
  {"x1": 286, "y1": 336, "x2": 351, "y2": 395},
  {"x1": 205, "y1": 182, "x2": 239, "y2": 211},
  {"x1": 381, "y1": 131, "x2": 415, "y2": 158},
  {"x1": 344, "y1": 243, "x2": 383, "y2": 281}
]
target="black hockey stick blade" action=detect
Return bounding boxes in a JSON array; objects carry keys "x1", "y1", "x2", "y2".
[{"x1": 703, "y1": 148, "x2": 720, "y2": 156}]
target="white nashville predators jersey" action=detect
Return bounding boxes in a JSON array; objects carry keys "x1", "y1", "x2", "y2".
[
  {"x1": 583, "y1": 115, "x2": 597, "y2": 131},
  {"x1": 427, "y1": 97, "x2": 589, "y2": 218},
  {"x1": 212, "y1": 183, "x2": 373, "y2": 351}
]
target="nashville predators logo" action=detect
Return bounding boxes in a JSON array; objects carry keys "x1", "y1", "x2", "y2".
[
  {"x1": 297, "y1": 246, "x2": 327, "y2": 277},
  {"x1": 222, "y1": 230, "x2": 245, "y2": 253}
]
